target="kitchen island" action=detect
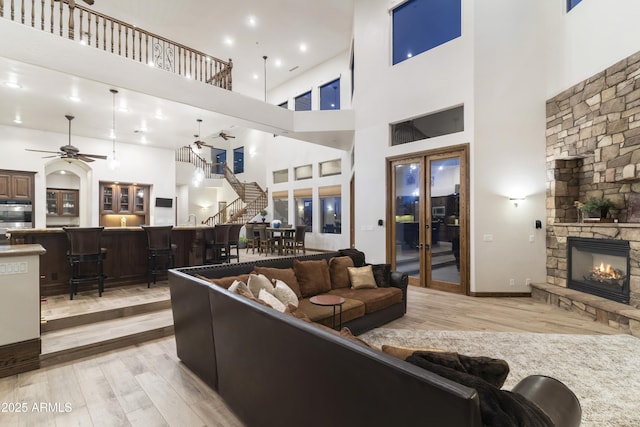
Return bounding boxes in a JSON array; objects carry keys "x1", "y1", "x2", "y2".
[{"x1": 9, "y1": 226, "x2": 212, "y2": 296}]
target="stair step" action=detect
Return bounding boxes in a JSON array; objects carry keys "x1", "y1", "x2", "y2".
[{"x1": 40, "y1": 309, "x2": 174, "y2": 368}]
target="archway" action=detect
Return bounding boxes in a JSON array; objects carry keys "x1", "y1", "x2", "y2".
[{"x1": 44, "y1": 159, "x2": 94, "y2": 227}]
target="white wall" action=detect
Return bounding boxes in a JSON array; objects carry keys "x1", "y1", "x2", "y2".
[
  {"x1": 0, "y1": 124, "x2": 175, "y2": 227},
  {"x1": 351, "y1": 0, "x2": 474, "y2": 264}
]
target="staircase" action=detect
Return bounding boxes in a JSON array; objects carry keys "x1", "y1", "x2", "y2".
[{"x1": 175, "y1": 147, "x2": 268, "y2": 225}]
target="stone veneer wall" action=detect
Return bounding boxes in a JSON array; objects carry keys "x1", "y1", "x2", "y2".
[
  {"x1": 546, "y1": 50, "x2": 640, "y2": 224},
  {"x1": 547, "y1": 224, "x2": 640, "y2": 309}
]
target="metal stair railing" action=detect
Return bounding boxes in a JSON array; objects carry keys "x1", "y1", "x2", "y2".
[{"x1": 175, "y1": 146, "x2": 223, "y2": 179}]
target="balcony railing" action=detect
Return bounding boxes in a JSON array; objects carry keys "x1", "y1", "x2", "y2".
[{"x1": 0, "y1": 0, "x2": 233, "y2": 90}]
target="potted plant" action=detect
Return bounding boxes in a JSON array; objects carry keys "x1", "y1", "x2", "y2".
[
  {"x1": 259, "y1": 209, "x2": 267, "y2": 222},
  {"x1": 238, "y1": 235, "x2": 248, "y2": 249},
  {"x1": 580, "y1": 197, "x2": 614, "y2": 219}
]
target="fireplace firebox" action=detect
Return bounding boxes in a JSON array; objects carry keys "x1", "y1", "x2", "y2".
[{"x1": 567, "y1": 237, "x2": 630, "y2": 304}]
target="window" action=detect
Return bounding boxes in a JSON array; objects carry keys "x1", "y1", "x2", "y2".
[
  {"x1": 320, "y1": 78, "x2": 340, "y2": 110},
  {"x1": 278, "y1": 100, "x2": 289, "y2": 109},
  {"x1": 272, "y1": 192, "x2": 289, "y2": 225},
  {"x1": 273, "y1": 169, "x2": 288, "y2": 184},
  {"x1": 567, "y1": 0, "x2": 582, "y2": 11},
  {"x1": 319, "y1": 159, "x2": 341, "y2": 177},
  {"x1": 294, "y1": 189, "x2": 312, "y2": 232},
  {"x1": 233, "y1": 146, "x2": 244, "y2": 174},
  {"x1": 295, "y1": 91, "x2": 312, "y2": 111},
  {"x1": 212, "y1": 148, "x2": 226, "y2": 175},
  {"x1": 320, "y1": 186, "x2": 341, "y2": 234},
  {"x1": 295, "y1": 164, "x2": 313, "y2": 180},
  {"x1": 392, "y1": 0, "x2": 462, "y2": 65},
  {"x1": 391, "y1": 105, "x2": 464, "y2": 146}
]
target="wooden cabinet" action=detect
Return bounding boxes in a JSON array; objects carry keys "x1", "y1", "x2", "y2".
[
  {"x1": 46, "y1": 189, "x2": 79, "y2": 216},
  {"x1": 0, "y1": 171, "x2": 34, "y2": 200},
  {"x1": 100, "y1": 183, "x2": 148, "y2": 214}
]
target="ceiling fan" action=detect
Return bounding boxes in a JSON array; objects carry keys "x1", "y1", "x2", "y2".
[
  {"x1": 25, "y1": 115, "x2": 108, "y2": 163},
  {"x1": 190, "y1": 119, "x2": 216, "y2": 149},
  {"x1": 213, "y1": 131, "x2": 236, "y2": 141}
]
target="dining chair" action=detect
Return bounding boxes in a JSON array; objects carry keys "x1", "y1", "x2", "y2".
[{"x1": 284, "y1": 225, "x2": 307, "y2": 255}]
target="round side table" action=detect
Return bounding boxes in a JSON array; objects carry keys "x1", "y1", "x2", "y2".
[{"x1": 309, "y1": 295, "x2": 345, "y2": 330}]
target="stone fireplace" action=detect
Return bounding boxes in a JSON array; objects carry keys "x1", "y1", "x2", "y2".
[
  {"x1": 567, "y1": 237, "x2": 630, "y2": 304},
  {"x1": 545, "y1": 49, "x2": 640, "y2": 310}
]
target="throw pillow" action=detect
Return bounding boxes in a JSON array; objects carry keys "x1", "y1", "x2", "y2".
[
  {"x1": 195, "y1": 274, "x2": 251, "y2": 289},
  {"x1": 228, "y1": 280, "x2": 249, "y2": 294},
  {"x1": 284, "y1": 304, "x2": 312, "y2": 322},
  {"x1": 254, "y1": 267, "x2": 302, "y2": 299},
  {"x1": 273, "y1": 279, "x2": 299, "y2": 308},
  {"x1": 328, "y1": 256, "x2": 354, "y2": 289},
  {"x1": 339, "y1": 327, "x2": 375, "y2": 349},
  {"x1": 371, "y1": 264, "x2": 392, "y2": 288},
  {"x1": 293, "y1": 259, "x2": 332, "y2": 298},
  {"x1": 258, "y1": 288, "x2": 286, "y2": 312},
  {"x1": 248, "y1": 273, "x2": 275, "y2": 297},
  {"x1": 348, "y1": 265, "x2": 377, "y2": 289},
  {"x1": 236, "y1": 287, "x2": 273, "y2": 308}
]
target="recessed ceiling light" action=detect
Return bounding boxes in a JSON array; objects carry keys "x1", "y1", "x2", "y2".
[
  {"x1": 155, "y1": 111, "x2": 165, "y2": 120},
  {"x1": 5, "y1": 81, "x2": 22, "y2": 89},
  {"x1": 118, "y1": 106, "x2": 129, "y2": 113},
  {"x1": 140, "y1": 136, "x2": 147, "y2": 144},
  {"x1": 299, "y1": 43, "x2": 308, "y2": 53},
  {"x1": 248, "y1": 16, "x2": 257, "y2": 27},
  {"x1": 60, "y1": 170, "x2": 66, "y2": 175},
  {"x1": 69, "y1": 95, "x2": 81, "y2": 102},
  {"x1": 13, "y1": 116, "x2": 22, "y2": 124},
  {"x1": 274, "y1": 59, "x2": 282, "y2": 67},
  {"x1": 223, "y1": 36, "x2": 234, "y2": 46},
  {"x1": 252, "y1": 73, "x2": 259, "y2": 80}
]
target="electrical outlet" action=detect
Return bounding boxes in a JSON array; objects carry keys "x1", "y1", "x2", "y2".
[
  {"x1": 509, "y1": 278, "x2": 515, "y2": 286},
  {"x1": 525, "y1": 278, "x2": 532, "y2": 286},
  {"x1": 483, "y1": 234, "x2": 493, "y2": 242},
  {"x1": 529, "y1": 234, "x2": 535, "y2": 243}
]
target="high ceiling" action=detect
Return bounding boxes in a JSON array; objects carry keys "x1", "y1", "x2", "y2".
[{"x1": 0, "y1": 0, "x2": 354, "y2": 151}]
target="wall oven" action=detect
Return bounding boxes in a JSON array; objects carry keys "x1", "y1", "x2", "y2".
[{"x1": 0, "y1": 200, "x2": 33, "y2": 230}]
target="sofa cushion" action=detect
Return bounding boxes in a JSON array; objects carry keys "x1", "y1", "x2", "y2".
[
  {"x1": 254, "y1": 266, "x2": 302, "y2": 299},
  {"x1": 258, "y1": 289, "x2": 286, "y2": 312},
  {"x1": 294, "y1": 259, "x2": 332, "y2": 298},
  {"x1": 297, "y1": 297, "x2": 365, "y2": 328},
  {"x1": 348, "y1": 265, "x2": 377, "y2": 289},
  {"x1": 371, "y1": 264, "x2": 392, "y2": 288},
  {"x1": 328, "y1": 287, "x2": 403, "y2": 314},
  {"x1": 274, "y1": 279, "x2": 299, "y2": 308},
  {"x1": 228, "y1": 280, "x2": 249, "y2": 294},
  {"x1": 196, "y1": 274, "x2": 251, "y2": 289},
  {"x1": 328, "y1": 256, "x2": 354, "y2": 289},
  {"x1": 248, "y1": 273, "x2": 275, "y2": 297}
]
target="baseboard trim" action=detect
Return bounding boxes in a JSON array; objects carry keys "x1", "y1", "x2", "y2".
[
  {"x1": 0, "y1": 338, "x2": 41, "y2": 378},
  {"x1": 469, "y1": 291, "x2": 532, "y2": 297}
]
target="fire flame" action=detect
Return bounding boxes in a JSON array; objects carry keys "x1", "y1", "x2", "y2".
[{"x1": 592, "y1": 261, "x2": 623, "y2": 280}]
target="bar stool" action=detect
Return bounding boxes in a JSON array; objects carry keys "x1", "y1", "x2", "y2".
[
  {"x1": 203, "y1": 224, "x2": 231, "y2": 264},
  {"x1": 63, "y1": 227, "x2": 107, "y2": 300},
  {"x1": 227, "y1": 223, "x2": 244, "y2": 262},
  {"x1": 141, "y1": 225, "x2": 177, "y2": 287}
]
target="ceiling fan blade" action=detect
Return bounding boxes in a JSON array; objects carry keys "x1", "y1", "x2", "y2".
[
  {"x1": 41, "y1": 155, "x2": 60, "y2": 159},
  {"x1": 76, "y1": 154, "x2": 96, "y2": 162},
  {"x1": 79, "y1": 153, "x2": 108, "y2": 160},
  {"x1": 25, "y1": 148, "x2": 62, "y2": 154}
]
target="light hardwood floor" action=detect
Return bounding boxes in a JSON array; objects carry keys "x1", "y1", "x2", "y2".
[{"x1": 1, "y1": 280, "x2": 623, "y2": 426}]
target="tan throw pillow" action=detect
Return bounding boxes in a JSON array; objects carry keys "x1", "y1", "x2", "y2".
[
  {"x1": 254, "y1": 267, "x2": 302, "y2": 299},
  {"x1": 329, "y1": 256, "x2": 354, "y2": 289},
  {"x1": 293, "y1": 259, "x2": 332, "y2": 298},
  {"x1": 284, "y1": 304, "x2": 312, "y2": 322},
  {"x1": 195, "y1": 274, "x2": 251, "y2": 289},
  {"x1": 258, "y1": 289, "x2": 286, "y2": 312},
  {"x1": 381, "y1": 344, "x2": 446, "y2": 360},
  {"x1": 348, "y1": 265, "x2": 377, "y2": 289},
  {"x1": 237, "y1": 287, "x2": 273, "y2": 308},
  {"x1": 273, "y1": 279, "x2": 299, "y2": 308},
  {"x1": 248, "y1": 273, "x2": 275, "y2": 297}
]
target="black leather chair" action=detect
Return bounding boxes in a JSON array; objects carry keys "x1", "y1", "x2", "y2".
[
  {"x1": 141, "y1": 225, "x2": 176, "y2": 287},
  {"x1": 227, "y1": 223, "x2": 244, "y2": 263},
  {"x1": 284, "y1": 225, "x2": 307, "y2": 255},
  {"x1": 63, "y1": 227, "x2": 107, "y2": 300},
  {"x1": 203, "y1": 224, "x2": 230, "y2": 264}
]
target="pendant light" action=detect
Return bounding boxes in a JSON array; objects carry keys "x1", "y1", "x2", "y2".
[{"x1": 108, "y1": 89, "x2": 120, "y2": 170}]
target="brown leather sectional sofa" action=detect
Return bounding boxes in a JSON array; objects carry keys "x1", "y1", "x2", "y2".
[{"x1": 168, "y1": 251, "x2": 581, "y2": 427}]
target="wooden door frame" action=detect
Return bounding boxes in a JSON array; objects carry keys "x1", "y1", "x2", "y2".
[{"x1": 386, "y1": 143, "x2": 470, "y2": 295}]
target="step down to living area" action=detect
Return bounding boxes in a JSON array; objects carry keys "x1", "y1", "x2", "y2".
[{"x1": 39, "y1": 283, "x2": 174, "y2": 368}]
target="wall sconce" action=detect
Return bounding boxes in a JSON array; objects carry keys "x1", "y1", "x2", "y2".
[{"x1": 509, "y1": 197, "x2": 526, "y2": 207}]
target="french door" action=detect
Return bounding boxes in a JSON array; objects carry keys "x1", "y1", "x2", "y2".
[{"x1": 388, "y1": 145, "x2": 469, "y2": 294}]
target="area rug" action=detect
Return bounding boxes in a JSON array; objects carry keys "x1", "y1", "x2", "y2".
[{"x1": 360, "y1": 328, "x2": 640, "y2": 427}]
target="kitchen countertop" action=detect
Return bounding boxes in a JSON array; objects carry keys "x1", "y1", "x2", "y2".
[
  {"x1": 7, "y1": 225, "x2": 213, "y2": 234},
  {"x1": 0, "y1": 244, "x2": 46, "y2": 256}
]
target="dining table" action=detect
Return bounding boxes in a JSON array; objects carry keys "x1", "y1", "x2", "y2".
[{"x1": 266, "y1": 227, "x2": 295, "y2": 255}]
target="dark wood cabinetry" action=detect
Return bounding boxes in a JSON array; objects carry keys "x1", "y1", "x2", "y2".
[
  {"x1": 0, "y1": 171, "x2": 34, "y2": 200},
  {"x1": 46, "y1": 189, "x2": 79, "y2": 217},
  {"x1": 99, "y1": 182, "x2": 149, "y2": 225}
]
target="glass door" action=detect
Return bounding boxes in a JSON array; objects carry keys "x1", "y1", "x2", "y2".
[{"x1": 389, "y1": 145, "x2": 468, "y2": 294}]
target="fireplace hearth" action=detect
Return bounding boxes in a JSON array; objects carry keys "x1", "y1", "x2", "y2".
[{"x1": 567, "y1": 237, "x2": 630, "y2": 304}]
